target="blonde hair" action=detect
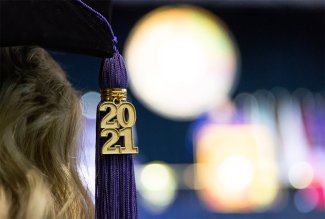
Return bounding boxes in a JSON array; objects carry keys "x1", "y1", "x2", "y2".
[{"x1": 0, "y1": 47, "x2": 94, "y2": 218}]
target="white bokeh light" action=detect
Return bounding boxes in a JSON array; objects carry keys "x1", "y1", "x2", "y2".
[
  {"x1": 289, "y1": 161, "x2": 314, "y2": 189},
  {"x1": 138, "y1": 162, "x2": 177, "y2": 213},
  {"x1": 125, "y1": 6, "x2": 238, "y2": 120},
  {"x1": 217, "y1": 155, "x2": 254, "y2": 195},
  {"x1": 81, "y1": 91, "x2": 100, "y2": 119}
]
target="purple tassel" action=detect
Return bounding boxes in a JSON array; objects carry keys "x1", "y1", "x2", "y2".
[
  {"x1": 100, "y1": 53, "x2": 128, "y2": 89},
  {"x1": 95, "y1": 53, "x2": 138, "y2": 219},
  {"x1": 75, "y1": 1, "x2": 138, "y2": 217}
]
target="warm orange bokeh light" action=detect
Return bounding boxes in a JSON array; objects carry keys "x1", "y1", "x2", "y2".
[{"x1": 196, "y1": 124, "x2": 279, "y2": 212}]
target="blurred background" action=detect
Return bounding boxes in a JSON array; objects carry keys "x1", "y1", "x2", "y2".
[{"x1": 52, "y1": 0, "x2": 324, "y2": 218}]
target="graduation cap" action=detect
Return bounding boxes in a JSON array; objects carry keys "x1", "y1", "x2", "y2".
[{"x1": 0, "y1": 1, "x2": 138, "y2": 218}]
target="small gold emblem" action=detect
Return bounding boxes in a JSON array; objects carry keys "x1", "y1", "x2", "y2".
[{"x1": 99, "y1": 88, "x2": 138, "y2": 154}]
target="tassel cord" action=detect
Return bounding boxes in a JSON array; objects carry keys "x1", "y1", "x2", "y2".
[
  {"x1": 76, "y1": 0, "x2": 118, "y2": 52},
  {"x1": 77, "y1": 1, "x2": 138, "y2": 219}
]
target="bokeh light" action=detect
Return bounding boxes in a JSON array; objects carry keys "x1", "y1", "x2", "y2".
[
  {"x1": 125, "y1": 5, "x2": 239, "y2": 120},
  {"x1": 294, "y1": 188, "x2": 319, "y2": 213},
  {"x1": 183, "y1": 164, "x2": 200, "y2": 190},
  {"x1": 288, "y1": 162, "x2": 314, "y2": 189},
  {"x1": 79, "y1": 91, "x2": 100, "y2": 201},
  {"x1": 216, "y1": 155, "x2": 254, "y2": 196},
  {"x1": 195, "y1": 124, "x2": 279, "y2": 212},
  {"x1": 78, "y1": 117, "x2": 97, "y2": 202},
  {"x1": 81, "y1": 91, "x2": 100, "y2": 119},
  {"x1": 138, "y1": 162, "x2": 177, "y2": 213}
]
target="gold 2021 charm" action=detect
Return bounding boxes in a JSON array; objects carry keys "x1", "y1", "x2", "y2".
[{"x1": 99, "y1": 88, "x2": 138, "y2": 155}]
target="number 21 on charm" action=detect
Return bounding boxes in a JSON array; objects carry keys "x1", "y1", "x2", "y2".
[{"x1": 99, "y1": 101, "x2": 138, "y2": 154}]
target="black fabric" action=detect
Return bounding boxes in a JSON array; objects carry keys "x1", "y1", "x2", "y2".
[
  {"x1": 83, "y1": 0, "x2": 112, "y2": 23},
  {"x1": 0, "y1": 0, "x2": 113, "y2": 58}
]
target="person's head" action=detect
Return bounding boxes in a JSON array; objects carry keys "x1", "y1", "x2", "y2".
[{"x1": 0, "y1": 46, "x2": 94, "y2": 218}]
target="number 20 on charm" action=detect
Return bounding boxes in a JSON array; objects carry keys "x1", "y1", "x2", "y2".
[{"x1": 99, "y1": 101, "x2": 138, "y2": 154}]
